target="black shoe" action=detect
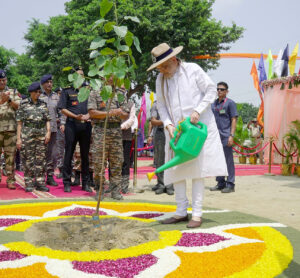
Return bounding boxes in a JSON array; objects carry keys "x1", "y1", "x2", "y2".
[
  {"x1": 82, "y1": 182, "x2": 93, "y2": 193},
  {"x1": 155, "y1": 185, "x2": 166, "y2": 195},
  {"x1": 210, "y1": 184, "x2": 225, "y2": 191},
  {"x1": 152, "y1": 184, "x2": 161, "y2": 191},
  {"x1": 71, "y1": 171, "x2": 81, "y2": 186},
  {"x1": 36, "y1": 185, "x2": 50, "y2": 192},
  {"x1": 64, "y1": 185, "x2": 72, "y2": 193},
  {"x1": 46, "y1": 175, "x2": 58, "y2": 186},
  {"x1": 25, "y1": 186, "x2": 34, "y2": 192},
  {"x1": 221, "y1": 187, "x2": 235, "y2": 193},
  {"x1": 111, "y1": 191, "x2": 124, "y2": 200},
  {"x1": 166, "y1": 184, "x2": 174, "y2": 195}
]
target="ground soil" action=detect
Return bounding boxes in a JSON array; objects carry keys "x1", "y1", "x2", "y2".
[{"x1": 24, "y1": 217, "x2": 159, "y2": 252}]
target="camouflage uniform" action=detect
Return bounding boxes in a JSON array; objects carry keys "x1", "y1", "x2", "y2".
[
  {"x1": 56, "y1": 109, "x2": 66, "y2": 172},
  {"x1": 0, "y1": 87, "x2": 21, "y2": 185},
  {"x1": 88, "y1": 91, "x2": 130, "y2": 199},
  {"x1": 39, "y1": 91, "x2": 59, "y2": 177},
  {"x1": 16, "y1": 98, "x2": 51, "y2": 188}
]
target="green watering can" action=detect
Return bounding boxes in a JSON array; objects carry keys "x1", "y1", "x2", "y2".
[{"x1": 147, "y1": 117, "x2": 208, "y2": 181}]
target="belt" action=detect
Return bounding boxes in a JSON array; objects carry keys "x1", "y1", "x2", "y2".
[
  {"x1": 67, "y1": 118, "x2": 86, "y2": 124},
  {"x1": 96, "y1": 122, "x2": 121, "y2": 129},
  {"x1": 24, "y1": 122, "x2": 45, "y2": 129}
]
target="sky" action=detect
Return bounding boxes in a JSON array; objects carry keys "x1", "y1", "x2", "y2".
[{"x1": 1, "y1": 0, "x2": 300, "y2": 106}]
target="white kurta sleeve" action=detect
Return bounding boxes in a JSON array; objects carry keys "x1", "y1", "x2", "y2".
[
  {"x1": 156, "y1": 74, "x2": 173, "y2": 127},
  {"x1": 193, "y1": 66, "x2": 217, "y2": 115}
]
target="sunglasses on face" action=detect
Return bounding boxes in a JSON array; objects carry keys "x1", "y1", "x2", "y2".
[{"x1": 217, "y1": 88, "x2": 227, "y2": 92}]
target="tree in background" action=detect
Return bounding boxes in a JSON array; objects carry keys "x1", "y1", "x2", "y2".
[
  {"x1": 23, "y1": 0, "x2": 244, "y2": 96},
  {"x1": 236, "y1": 103, "x2": 259, "y2": 124}
]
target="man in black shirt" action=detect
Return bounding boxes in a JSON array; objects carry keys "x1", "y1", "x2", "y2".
[{"x1": 57, "y1": 68, "x2": 92, "y2": 193}]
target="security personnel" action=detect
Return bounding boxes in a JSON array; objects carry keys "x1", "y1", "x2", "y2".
[
  {"x1": 210, "y1": 82, "x2": 238, "y2": 193},
  {"x1": 88, "y1": 86, "x2": 129, "y2": 200},
  {"x1": 149, "y1": 100, "x2": 174, "y2": 195},
  {"x1": 39, "y1": 74, "x2": 59, "y2": 186},
  {"x1": 16, "y1": 82, "x2": 51, "y2": 192},
  {"x1": 58, "y1": 67, "x2": 92, "y2": 193},
  {"x1": 0, "y1": 69, "x2": 21, "y2": 189}
]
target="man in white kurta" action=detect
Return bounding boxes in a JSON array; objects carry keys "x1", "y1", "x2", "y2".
[{"x1": 147, "y1": 43, "x2": 227, "y2": 228}]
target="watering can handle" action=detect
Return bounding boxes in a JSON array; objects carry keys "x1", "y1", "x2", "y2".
[
  {"x1": 186, "y1": 116, "x2": 204, "y2": 128},
  {"x1": 169, "y1": 126, "x2": 179, "y2": 151}
]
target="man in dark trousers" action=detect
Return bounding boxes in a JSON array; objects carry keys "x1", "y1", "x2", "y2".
[
  {"x1": 210, "y1": 82, "x2": 238, "y2": 193},
  {"x1": 57, "y1": 67, "x2": 92, "y2": 193}
]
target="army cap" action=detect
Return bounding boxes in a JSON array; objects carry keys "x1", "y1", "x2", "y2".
[
  {"x1": 40, "y1": 74, "x2": 52, "y2": 84},
  {"x1": 28, "y1": 82, "x2": 41, "y2": 93},
  {"x1": 0, "y1": 69, "x2": 6, "y2": 79}
]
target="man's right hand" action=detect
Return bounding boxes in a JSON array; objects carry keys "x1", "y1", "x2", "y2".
[
  {"x1": 166, "y1": 124, "x2": 175, "y2": 138},
  {"x1": 60, "y1": 125, "x2": 65, "y2": 133}
]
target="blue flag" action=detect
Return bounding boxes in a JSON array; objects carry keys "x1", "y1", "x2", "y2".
[
  {"x1": 281, "y1": 44, "x2": 289, "y2": 77},
  {"x1": 258, "y1": 53, "x2": 267, "y2": 92}
]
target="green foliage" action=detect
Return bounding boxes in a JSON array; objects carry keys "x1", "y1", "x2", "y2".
[
  {"x1": 234, "y1": 116, "x2": 253, "y2": 156},
  {"x1": 284, "y1": 120, "x2": 300, "y2": 164},
  {"x1": 236, "y1": 103, "x2": 259, "y2": 124},
  {"x1": 22, "y1": 0, "x2": 244, "y2": 97}
]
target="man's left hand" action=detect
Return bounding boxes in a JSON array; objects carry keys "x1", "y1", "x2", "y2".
[
  {"x1": 0, "y1": 92, "x2": 10, "y2": 104},
  {"x1": 227, "y1": 136, "x2": 234, "y2": 147},
  {"x1": 190, "y1": 111, "x2": 200, "y2": 124}
]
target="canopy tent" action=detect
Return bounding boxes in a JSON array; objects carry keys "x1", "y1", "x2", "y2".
[
  {"x1": 262, "y1": 75, "x2": 300, "y2": 163},
  {"x1": 193, "y1": 53, "x2": 300, "y2": 60}
]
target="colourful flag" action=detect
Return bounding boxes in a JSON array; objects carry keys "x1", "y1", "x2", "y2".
[
  {"x1": 267, "y1": 50, "x2": 273, "y2": 80},
  {"x1": 258, "y1": 53, "x2": 267, "y2": 92},
  {"x1": 137, "y1": 93, "x2": 147, "y2": 141},
  {"x1": 281, "y1": 44, "x2": 289, "y2": 77},
  {"x1": 250, "y1": 60, "x2": 263, "y2": 102},
  {"x1": 149, "y1": 91, "x2": 154, "y2": 107},
  {"x1": 274, "y1": 49, "x2": 283, "y2": 77},
  {"x1": 288, "y1": 43, "x2": 299, "y2": 75}
]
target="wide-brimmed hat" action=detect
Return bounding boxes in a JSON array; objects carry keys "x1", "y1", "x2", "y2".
[{"x1": 147, "y1": 43, "x2": 183, "y2": 71}]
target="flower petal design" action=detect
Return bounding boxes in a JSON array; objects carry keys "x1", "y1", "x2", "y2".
[
  {"x1": 0, "y1": 218, "x2": 26, "y2": 227},
  {"x1": 0, "y1": 251, "x2": 27, "y2": 262},
  {"x1": 59, "y1": 208, "x2": 107, "y2": 216},
  {"x1": 175, "y1": 232, "x2": 229, "y2": 247},
  {"x1": 72, "y1": 254, "x2": 158, "y2": 277},
  {"x1": 131, "y1": 213, "x2": 163, "y2": 219}
]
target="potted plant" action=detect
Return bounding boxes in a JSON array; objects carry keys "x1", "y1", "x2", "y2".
[
  {"x1": 234, "y1": 116, "x2": 250, "y2": 164},
  {"x1": 289, "y1": 120, "x2": 300, "y2": 177},
  {"x1": 281, "y1": 129, "x2": 297, "y2": 176}
]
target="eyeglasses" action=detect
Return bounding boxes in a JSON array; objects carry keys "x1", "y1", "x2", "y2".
[{"x1": 217, "y1": 88, "x2": 227, "y2": 92}]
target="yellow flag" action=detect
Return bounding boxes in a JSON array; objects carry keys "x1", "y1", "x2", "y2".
[
  {"x1": 149, "y1": 91, "x2": 154, "y2": 107},
  {"x1": 288, "y1": 42, "x2": 299, "y2": 75}
]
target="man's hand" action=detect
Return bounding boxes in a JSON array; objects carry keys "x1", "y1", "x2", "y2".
[
  {"x1": 227, "y1": 136, "x2": 234, "y2": 147},
  {"x1": 0, "y1": 92, "x2": 10, "y2": 104},
  {"x1": 60, "y1": 125, "x2": 65, "y2": 133},
  {"x1": 16, "y1": 139, "x2": 22, "y2": 150},
  {"x1": 166, "y1": 124, "x2": 175, "y2": 138},
  {"x1": 81, "y1": 113, "x2": 90, "y2": 121},
  {"x1": 147, "y1": 136, "x2": 153, "y2": 145},
  {"x1": 109, "y1": 108, "x2": 123, "y2": 116},
  {"x1": 75, "y1": 114, "x2": 83, "y2": 121},
  {"x1": 45, "y1": 131, "x2": 51, "y2": 144},
  {"x1": 190, "y1": 111, "x2": 200, "y2": 124}
]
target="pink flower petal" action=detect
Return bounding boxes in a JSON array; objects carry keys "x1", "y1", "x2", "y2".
[
  {"x1": 0, "y1": 251, "x2": 27, "y2": 262},
  {"x1": 131, "y1": 213, "x2": 163, "y2": 219},
  {"x1": 175, "y1": 232, "x2": 229, "y2": 247},
  {"x1": 59, "y1": 208, "x2": 107, "y2": 216},
  {"x1": 0, "y1": 218, "x2": 26, "y2": 227}
]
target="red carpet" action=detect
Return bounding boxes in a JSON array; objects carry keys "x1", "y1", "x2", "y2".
[{"x1": 0, "y1": 164, "x2": 281, "y2": 201}]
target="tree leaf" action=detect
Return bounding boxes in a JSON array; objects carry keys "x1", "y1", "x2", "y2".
[
  {"x1": 101, "y1": 85, "x2": 112, "y2": 101},
  {"x1": 63, "y1": 66, "x2": 73, "y2": 72},
  {"x1": 90, "y1": 79, "x2": 102, "y2": 91},
  {"x1": 73, "y1": 73, "x2": 85, "y2": 89},
  {"x1": 133, "y1": 36, "x2": 141, "y2": 53},
  {"x1": 124, "y1": 78, "x2": 131, "y2": 90},
  {"x1": 118, "y1": 44, "x2": 129, "y2": 52},
  {"x1": 100, "y1": 47, "x2": 115, "y2": 55},
  {"x1": 104, "y1": 21, "x2": 115, "y2": 33},
  {"x1": 115, "y1": 69, "x2": 126, "y2": 79},
  {"x1": 106, "y1": 38, "x2": 115, "y2": 44},
  {"x1": 124, "y1": 16, "x2": 140, "y2": 23},
  {"x1": 124, "y1": 31, "x2": 133, "y2": 47},
  {"x1": 88, "y1": 65, "x2": 99, "y2": 77},
  {"x1": 100, "y1": 0, "x2": 113, "y2": 18},
  {"x1": 117, "y1": 92, "x2": 125, "y2": 103},
  {"x1": 90, "y1": 50, "x2": 100, "y2": 59},
  {"x1": 95, "y1": 56, "x2": 108, "y2": 68},
  {"x1": 78, "y1": 86, "x2": 90, "y2": 102},
  {"x1": 90, "y1": 37, "x2": 106, "y2": 50},
  {"x1": 92, "y1": 18, "x2": 107, "y2": 30},
  {"x1": 68, "y1": 73, "x2": 75, "y2": 82},
  {"x1": 113, "y1": 26, "x2": 128, "y2": 38}
]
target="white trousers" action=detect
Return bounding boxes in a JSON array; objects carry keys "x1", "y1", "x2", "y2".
[{"x1": 174, "y1": 178, "x2": 204, "y2": 218}]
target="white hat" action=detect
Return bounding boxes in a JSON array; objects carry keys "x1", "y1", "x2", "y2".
[{"x1": 147, "y1": 43, "x2": 183, "y2": 71}]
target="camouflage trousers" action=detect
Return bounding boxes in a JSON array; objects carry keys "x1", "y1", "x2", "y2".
[
  {"x1": 56, "y1": 127, "x2": 65, "y2": 169},
  {"x1": 0, "y1": 131, "x2": 16, "y2": 184},
  {"x1": 93, "y1": 125, "x2": 123, "y2": 191},
  {"x1": 45, "y1": 132, "x2": 57, "y2": 176},
  {"x1": 73, "y1": 140, "x2": 94, "y2": 172},
  {"x1": 21, "y1": 135, "x2": 47, "y2": 187}
]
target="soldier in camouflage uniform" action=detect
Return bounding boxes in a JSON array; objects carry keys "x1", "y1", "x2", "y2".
[
  {"x1": 88, "y1": 88, "x2": 129, "y2": 200},
  {"x1": 0, "y1": 69, "x2": 21, "y2": 189},
  {"x1": 39, "y1": 74, "x2": 59, "y2": 186},
  {"x1": 16, "y1": 82, "x2": 51, "y2": 192}
]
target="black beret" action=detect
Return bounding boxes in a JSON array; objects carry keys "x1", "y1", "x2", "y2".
[
  {"x1": 40, "y1": 74, "x2": 52, "y2": 84},
  {"x1": 0, "y1": 69, "x2": 6, "y2": 79},
  {"x1": 28, "y1": 82, "x2": 41, "y2": 93},
  {"x1": 54, "y1": 87, "x2": 62, "y2": 92}
]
